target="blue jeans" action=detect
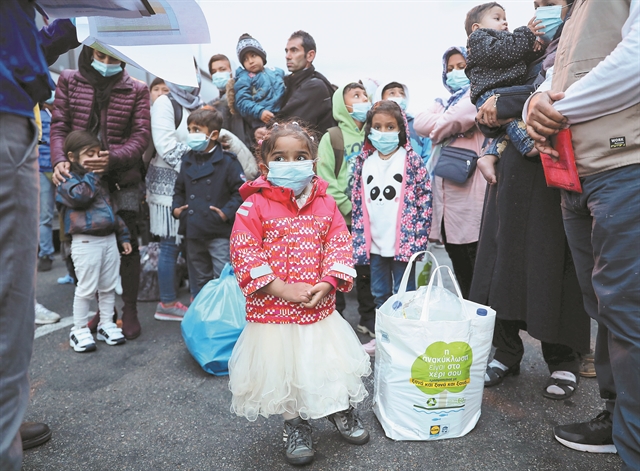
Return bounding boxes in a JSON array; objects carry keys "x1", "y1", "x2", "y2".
[
  {"x1": 560, "y1": 165, "x2": 640, "y2": 468},
  {"x1": 38, "y1": 172, "x2": 55, "y2": 259},
  {"x1": 158, "y1": 237, "x2": 180, "y2": 304},
  {"x1": 370, "y1": 254, "x2": 415, "y2": 310},
  {"x1": 477, "y1": 91, "x2": 534, "y2": 157}
]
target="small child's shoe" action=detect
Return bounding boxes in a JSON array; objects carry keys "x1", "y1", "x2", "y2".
[
  {"x1": 57, "y1": 274, "x2": 75, "y2": 285},
  {"x1": 327, "y1": 407, "x2": 370, "y2": 445},
  {"x1": 283, "y1": 417, "x2": 314, "y2": 466},
  {"x1": 362, "y1": 339, "x2": 376, "y2": 356},
  {"x1": 69, "y1": 327, "x2": 96, "y2": 353},
  {"x1": 97, "y1": 322, "x2": 126, "y2": 346}
]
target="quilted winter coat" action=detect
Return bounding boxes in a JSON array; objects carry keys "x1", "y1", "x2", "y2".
[
  {"x1": 50, "y1": 69, "x2": 151, "y2": 189},
  {"x1": 230, "y1": 176, "x2": 356, "y2": 325}
]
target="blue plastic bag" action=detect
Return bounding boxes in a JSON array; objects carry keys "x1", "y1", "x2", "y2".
[{"x1": 181, "y1": 264, "x2": 247, "y2": 375}]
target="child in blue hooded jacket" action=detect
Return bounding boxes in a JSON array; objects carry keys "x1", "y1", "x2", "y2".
[{"x1": 233, "y1": 33, "x2": 285, "y2": 133}]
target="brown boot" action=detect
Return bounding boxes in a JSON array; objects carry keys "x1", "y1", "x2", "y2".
[{"x1": 121, "y1": 305, "x2": 141, "y2": 339}]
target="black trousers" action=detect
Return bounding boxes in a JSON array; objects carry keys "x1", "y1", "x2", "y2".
[
  {"x1": 335, "y1": 264, "x2": 376, "y2": 326},
  {"x1": 492, "y1": 318, "x2": 580, "y2": 376},
  {"x1": 441, "y1": 221, "x2": 477, "y2": 299}
]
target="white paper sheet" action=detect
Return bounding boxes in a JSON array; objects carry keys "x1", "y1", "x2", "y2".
[
  {"x1": 39, "y1": 0, "x2": 156, "y2": 19},
  {"x1": 79, "y1": 0, "x2": 210, "y2": 47}
]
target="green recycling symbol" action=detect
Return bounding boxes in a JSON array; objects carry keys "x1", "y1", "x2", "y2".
[
  {"x1": 410, "y1": 341, "x2": 473, "y2": 395},
  {"x1": 426, "y1": 398, "x2": 437, "y2": 406}
]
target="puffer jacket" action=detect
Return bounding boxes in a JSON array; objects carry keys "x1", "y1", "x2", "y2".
[
  {"x1": 56, "y1": 171, "x2": 130, "y2": 244},
  {"x1": 50, "y1": 69, "x2": 150, "y2": 189},
  {"x1": 233, "y1": 66, "x2": 285, "y2": 121},
  {"x1": 230, "y1": 176, "x2": 356, "y2": 325}
]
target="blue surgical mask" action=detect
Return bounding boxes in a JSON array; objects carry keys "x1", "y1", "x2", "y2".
[
  {"x1": 45, "y1": 91, "x2": 55, "y2": 105},
  {"x1": 349, "y1": 102, "x2": 371, "y2": 122},
  {"x1": 389, "y1": 96, "x2": 408, "y2": 111},
  {"x1": 186, "y1": 132, "x2": 213, "y2": 152},
  {"x1": 446, "y1": 69, "x2": 470, "y2": 91},
  {"x1": 211, "y1": 71, "x2": 231, "y2": 89},
  {"x1": 91, "y1": 59, "x2": 122, "y2": 77},
  {"x1": 369, "y1": 129, "x2": 400, "y2": 155},
  {"x1": 536, "y1": 5, "x2": 564, "y2": 42},
  {"x1": 267, "y1": 160, "x2": 315, "y2": 196}
]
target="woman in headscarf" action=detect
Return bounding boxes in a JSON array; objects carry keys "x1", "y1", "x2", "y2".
[
  {"x1": 51, "y1": 46, "x2": 151, "y2": 340},
  {"x1": 413, "y1": 46, "x2": 487, "y2": 299}
]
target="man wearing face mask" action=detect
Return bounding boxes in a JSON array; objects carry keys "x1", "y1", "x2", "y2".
[
  {"x1": 373, "y1": 81, "x2": 432, "y2": 163},
  {"x1": 51, "y1": 46, "x2": 151, "y2": 340},
  {"x1": 207, "y1": 53, "x2": 252, "y2": 148}
]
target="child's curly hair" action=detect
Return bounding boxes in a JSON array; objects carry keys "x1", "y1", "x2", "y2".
[{"x1": 256, "y1": 120, "x2": 318, "y2": 164}]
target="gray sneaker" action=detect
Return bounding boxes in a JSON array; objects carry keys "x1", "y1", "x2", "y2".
[
  {"x1": 283, "y1": 417, "x2": 314, "y2": 466},
  {"x1": 327, "y1": 407, "x2": 370, "y2": 445},
  {"x1": 35, "y1": 302, "x2": 61, "y2": 325},
  {"x1": 154, "y1": 302, "x2": 188, "y2": 321}
]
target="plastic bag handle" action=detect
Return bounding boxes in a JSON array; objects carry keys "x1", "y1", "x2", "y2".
[
  {"x1": 397, "y1": 250, "x2": 441, "y2": 296},
  {"x1": 420, "y1": 265, "x2": 465, "y2": 321}
]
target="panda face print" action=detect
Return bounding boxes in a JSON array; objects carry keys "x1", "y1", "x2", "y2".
[{"x1": 366, "y1": 173, "x2": 403, "y2": 206}]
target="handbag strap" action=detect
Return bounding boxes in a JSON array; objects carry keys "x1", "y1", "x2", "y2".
[{"x1": 396, "y1": 251, "x2": 442, "y2": 296}]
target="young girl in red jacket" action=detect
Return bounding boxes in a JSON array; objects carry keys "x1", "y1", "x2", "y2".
[{"x1": 228, "y1": 121, "x2": 371, "y2": 466}]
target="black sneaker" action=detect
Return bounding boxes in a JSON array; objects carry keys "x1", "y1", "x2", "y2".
[
  {"x1": 327, "y1": 407, "x2": 370, "y2": 445},
  {"x1": 283, "y1": 417, "x2": 314, "y2": 466},
  {"x1": 554, "y1": 411, "x2": 617, "y2": 453},
  {"x1": 37, "y1": 257, "x2": 52, "y2": 272}
]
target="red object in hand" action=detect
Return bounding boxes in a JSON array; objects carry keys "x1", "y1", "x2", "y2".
[{"x1": 540, "y1": 128, "x2": 583, "y2": 193}]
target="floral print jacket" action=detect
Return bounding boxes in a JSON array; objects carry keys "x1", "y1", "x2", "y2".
[{"x1": 351, "y1": 113, "x2": 432, "y2": 265}]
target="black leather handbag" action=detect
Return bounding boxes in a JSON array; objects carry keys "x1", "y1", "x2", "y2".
[{"x1": 433, "y1": 143, "x2": 479, "y2": 184}]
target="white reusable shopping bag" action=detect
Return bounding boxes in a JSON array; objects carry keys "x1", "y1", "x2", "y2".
[{"x1": 373, "y1": 253, "x2": 496, "y2": 441}]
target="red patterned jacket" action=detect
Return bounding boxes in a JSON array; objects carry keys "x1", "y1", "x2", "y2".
[{"x1": 230, "y1": 176, "x2": 355, "y2": 325}]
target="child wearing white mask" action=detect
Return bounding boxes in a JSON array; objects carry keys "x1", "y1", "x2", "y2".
[
  {"x1": 464, "y1": 2, "x2": 563, "y2": 184},
  {"x1": 228, "y1": 121, "x2": 371, "y2": 466},
  {"x1": 171, "y1": 108, "x2": 244, "y2": 298}
]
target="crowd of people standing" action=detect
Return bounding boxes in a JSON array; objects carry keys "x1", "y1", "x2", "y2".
[{"x1": 1, "y1": 0, "x2": 638, "y2": 469}]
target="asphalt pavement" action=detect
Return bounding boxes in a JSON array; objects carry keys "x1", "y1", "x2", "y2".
[{"x1": 24, "y1": 247, "x2": 620, "y2": 471}]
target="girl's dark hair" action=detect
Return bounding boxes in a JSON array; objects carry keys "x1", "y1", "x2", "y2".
[
  {"x1": 256, "y1": 120, "x2": 318, "y2": 164},
  {"x1": 63, "y1": 130, "x2": 101, "y2": 174},
  {"x1": 465, "y1": 2, "x2": 504, "y2": 36},
  {"x1": 364, "y1": 101, "x2": 407, "y2": 148},
  {"x1": 187, "y1": 108, "x2": 223, "y2": 133}
]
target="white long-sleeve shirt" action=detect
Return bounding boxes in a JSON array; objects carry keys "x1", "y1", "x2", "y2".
[{"x1": 525, "y1": 0, "x2": 640, "y2": 124}]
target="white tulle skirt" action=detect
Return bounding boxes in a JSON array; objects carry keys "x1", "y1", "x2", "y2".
[{"x1": 228, "y1": 312, "x2": 371, "y2": 421}]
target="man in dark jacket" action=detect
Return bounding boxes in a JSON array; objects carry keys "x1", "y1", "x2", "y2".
[{"x1": 255, "y1": 31, "x2": 335, "y2": 140}]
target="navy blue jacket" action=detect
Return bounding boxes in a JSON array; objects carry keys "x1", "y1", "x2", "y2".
[
  {"x1": 172, "y1": 145, "x2": 245, "y2": 239},
  {"x1": 0, "y1": 1, "x2": 78, "y2": 118}
]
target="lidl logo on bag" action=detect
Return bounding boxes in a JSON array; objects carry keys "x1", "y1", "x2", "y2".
[{"x1": 410, "y1": 341, "x2": 473, "y2": 394}]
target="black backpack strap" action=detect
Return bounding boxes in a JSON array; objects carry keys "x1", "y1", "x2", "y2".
[
  {"x1": 327, "y1": 126, "x2": 344, "y2": 179},
  {"x1": 167, "y1": 95, "x2": 183, "y2": 130}
]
